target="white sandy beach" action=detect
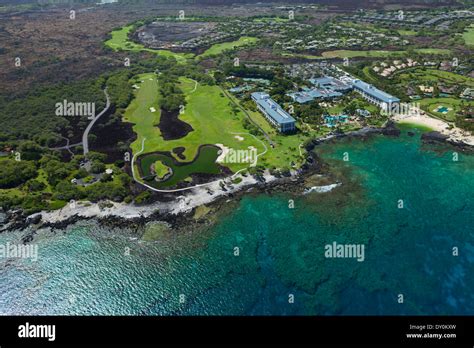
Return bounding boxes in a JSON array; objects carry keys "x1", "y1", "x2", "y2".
[
  {"x1": 30, "y1": 111, "x2": 473, "y2": 225},
  {"x1": 392, "y1": 108, "x2": 474, "y2": 146}
]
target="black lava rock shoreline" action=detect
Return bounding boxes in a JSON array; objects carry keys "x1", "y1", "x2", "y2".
[{"x1": 1, "y1": 121, "x2": 471, "y2": 236}]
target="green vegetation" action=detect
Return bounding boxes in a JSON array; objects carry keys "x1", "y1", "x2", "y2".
[
  {"x1": 139, "y1": 146, "x2": 221, "y2": 188},
  {"x1": 124, "y1": 61, "x2": 313, "y2": 187},
  {"x1": 225, "y1": 92, "x2": 308, "y2": 170},
  {"x1": 252, "y1": 17, "x2": 289, "y2": 23},
  {"x1": 0, "y1": 160, "x2": 37, "y2": 189},
  {"x1": 124, "y1": 74, "x2": 265, "y2": 174},
  {"x1": 0, "y1": 79, "x2": 104, "y2": 145},
  {"x1": 392, "y1": 68, "x2": 474, "y2": 108},
  {"x1": 260, "y1": 133, "x2": 306, "y2": 170},
  {"x1": 361, "y1": 66, "x2": 379, "y2": 84},
  {"x1": 391, "y1": 68, "x2": 474, "y2": 98},
  {"x1": 158, "y1": 74, "x2": 186, "y2": 112},
  {"x1": 122, "y1": 73, "x2": 161, "y2": 155},
  {"x1": 321, "y1": 49, "x2": 451, "y2": 58},
  {"x1": 104, "y1": 25, "x2": 193, "y2": 62},
  {"x1": 280, "y1": 53, "x2": 323, "y2": 60},
  {"x1": 414, "y1": 48, "x2": 452, "y2": 55},
  {"x1": 0, "y1": 151, "x2": 132, "y2": 213},
  {"x1": 397, "y1": 29, "x2": 418, "y2": 36},
  {"x1": 419, "y1": 98, "x2": 469, "y2": 122},
  {"x1": 327, "y1": 104, "x2": 345, "y2": 115},
  {"x1": 350, "y1": 61, "x2": 474, "y2": 130},
  {"x1": 462, "y1": 24, "x2": 474, "y2": 46},
  {"x1": 339, "y1": 21, "x2": 390, "y2": 33},
  {"x1": 107, "y1": 70, "x2": 134, "y2": 108},
  {"x1": 3, "y1": 11, "x2": 473, "y2": 212},
  {"x1": 153, "y1": 160, "x2": 170, "y2": 179},
  {"x1": 283, "y1": 48, "x2": 451, "y2": 60},
  {"x1": 423, "y1": 70, "x2": 474, "y2": 87},
  {"x1": 198, "y1": 37, "x2": 259, "y2": 58}
]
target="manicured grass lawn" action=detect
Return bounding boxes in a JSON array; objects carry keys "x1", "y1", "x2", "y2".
[
  {"x1": 246, "y1": 109, "x2": 276, "y2": 135},
  {"x1": 260, "y1": 132, "x2": 307, "y2": 169},
  {"x1": 105, "y1": 25, "x2": 194, "y2": 62},
  {"x1": 463, "y1": 24, "x2": 474, "y2": 47},
  {"x1": 198, "y1": 37, "x2": 259, "y2": 58},
  {"x1": 427, "y1": 70, "x2": 474, "y2": 87},
  {"x1": 363, "y1": 103, "x2": 379, "y2": 115},
  {"x1": 123, "y1": 71, "x2": 311, "y2": 176},
  {"x1": 153, "y1": 160, "x2": 170, "y2": 179},
  {"x1": 397, "y1": 29, "x2": 417, "y2": 36},
  {"x1": 327, "y1": 104, "x2": 345, "y2": 114},
  {"x1": 360, "y1": 66, "x2": 380, "y2": 84},
  {"x1": 397, "y1": 68, "x2": 474, "y2": 88},
  {"x1": 350, "y1": 96, "x2": 379, "y2": 113},
  {"x1": 321, "y1": 48, "x2": 450, "y2": 58},
  {"x1": 282, "y1": 48, "x2": 450, "y2": 60},
  {"x1": 252, "y1": 17, "x2": 289, "y2": 23},
  {"x1": 123, "y1": 74, "x2": 266, "y2": 173},
  {"x1": 106, "y1": 27, "x2": 258, "y2": 62},
  {"x1": 415, "y1": 48, "x2": 451, "y2": 55},
  {"x1": 322, "y1": 50, "x2": 392, "y2": 58},
  {"x1": 140, "y1": 146, "x2": 222, "y2": 188},
  {"x1": 248, "y1": 110, "x2": 308, "y2": 170},
  {"x1": 224, "y1": 92, "x2": 308, "y2": 169},
  {"x1": 223, "y1": 92, "x2": 276, "y2": 135},
  {"x1": 280, "y1": 52, "x2": 323, "y2": 60},
  {"x1": 123, "y1": 73, "x2": 162, "y2": 156},
  {"x1": 419, "y1": 97, "x2": 469, "y2": 122}
]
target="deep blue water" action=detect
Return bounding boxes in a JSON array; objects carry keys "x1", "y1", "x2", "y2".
[{"x1": 1, "y1": 128, "x2": 473, "y2": 315}]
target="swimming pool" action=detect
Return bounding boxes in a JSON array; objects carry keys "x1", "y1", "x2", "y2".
[
  {"x1": 324, "y1": 114, "x2": 348, "y2": 127},
  {"x1": 435, "y1": 106, "x2": 449, "y2": 113}
]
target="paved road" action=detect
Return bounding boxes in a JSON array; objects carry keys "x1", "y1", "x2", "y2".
[
  {"x1": 49, "y1": 142, "x2": 82, "y2": 151},
  {"x1": 83, "y1": 88, "x2": 110, "y2": 156},
  {"x1": 131, "y1": 138, "x2": 219, "y2": 193}
]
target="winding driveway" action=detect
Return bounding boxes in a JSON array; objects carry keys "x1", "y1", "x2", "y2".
[
  {"x1": 47, "y1": 88, "x2": 110, "y2": 156},
  {"x1": 83, "y1": 88, "x2": 110, "y2": 156},
  {"x1": 130, "y1": 81, "x2": 270, "y2": 193}
]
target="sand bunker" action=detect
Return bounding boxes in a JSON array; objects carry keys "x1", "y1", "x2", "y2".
[{"x1": 215, "y1": 143, "x2": 230, "y2": 163}]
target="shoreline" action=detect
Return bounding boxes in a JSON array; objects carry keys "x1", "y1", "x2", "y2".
[
  {"x1": 1, "y1": 120, "x2": 472, "y2": 233},
  {"x1": 392, "y1": 110, "x2": 474, "y2": 147},
  {"x1": 43, "y1": 171, "x2": 279, "y2": 222},
  {"x1": 1, "y1": 171, "x2": 293, "y2": 235}
]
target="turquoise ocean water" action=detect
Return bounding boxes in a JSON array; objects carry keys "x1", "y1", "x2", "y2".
[{"x1": 0, "y1": 128, "x2": 473, "y2": 315}]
